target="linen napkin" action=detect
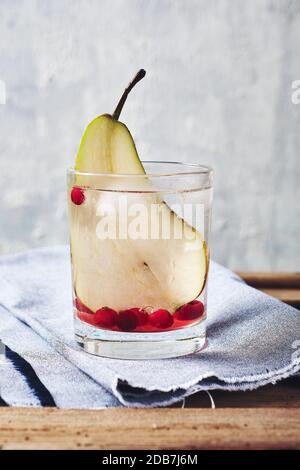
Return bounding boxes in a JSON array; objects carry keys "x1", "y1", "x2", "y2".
[{"x1": 0, "y1": 246, "x2": 299, "y2": 407}]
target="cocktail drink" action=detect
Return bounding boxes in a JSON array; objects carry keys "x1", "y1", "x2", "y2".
[{"x1": 67, "y1": 71, "x2": 212, "y2": 359}]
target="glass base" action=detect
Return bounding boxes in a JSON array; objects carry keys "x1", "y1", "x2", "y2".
[{"x1": 75, "y1": 318, "x2": 207, "y2": 359}]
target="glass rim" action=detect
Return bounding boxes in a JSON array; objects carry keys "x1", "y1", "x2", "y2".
[{"x1": 67, "y1": 160, "x2": 213, "y2": 178}]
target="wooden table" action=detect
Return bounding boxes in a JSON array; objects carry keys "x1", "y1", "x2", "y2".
[{"x1": 0, "y1": 273, "x2": 299, "y2": 450}]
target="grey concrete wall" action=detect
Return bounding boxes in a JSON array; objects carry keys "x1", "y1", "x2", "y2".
[{"x1": 0, "y1": 0, "x2": 299, "y2": 271}]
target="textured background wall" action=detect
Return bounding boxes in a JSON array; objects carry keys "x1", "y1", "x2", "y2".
[{"x1": 0, "y1": 0, "x2": 299, "y2": 271}]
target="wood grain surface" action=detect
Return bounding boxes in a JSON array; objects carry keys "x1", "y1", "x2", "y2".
[
  {"x1": 239, "y1": 272, "x2": 300, "y2": 307},
  {"x1": 239, "y1": 272, "x2": 300, "y2": 288},
  {"x1": 0, "y1": 407, "x2": 299, "y2": 450}
]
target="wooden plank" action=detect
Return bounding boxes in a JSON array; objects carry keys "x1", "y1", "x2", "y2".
[
  {"x1": 238, "y1": 272, "x2": 300, "y2": 288},
  {"x1": 238, "y1": 272, "x2": 300, "y2": 307},
  {"x1": 0, "y1": 407, "x2": 299, "y2": 450}
]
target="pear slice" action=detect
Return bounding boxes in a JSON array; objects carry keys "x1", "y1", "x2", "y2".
[
  {"x1": 76, "y1": 70, "x2": 146, "y2": 177},
  {"x1": 70, "y1": 70, "x2": 208, "y2": 313},
  {"x1": 75, "y1": 114, "x2": 144, "y2": 176},
  {"x1": 70, "y1": 190, "x2": 207, "y2": 312}
]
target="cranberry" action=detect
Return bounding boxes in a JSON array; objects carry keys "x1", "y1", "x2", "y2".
[
  {"x1": 71, "y1": 186, "x2": 85, "y2": 205},
  {"x1": 128, "y1": 308, "x2": 148, "y2": 326},
  {"x1": 175, "y1": 300, "x2": 204, "y2": 321},
  {"x1": 117, "y1": 310, "x2": 138, "y2": 331},
  {"x1": 94, "y1": 307, "x2": 118, "y2": 328},
  {"x1": 75, "y1": 298, "x2": 93, "y2": 314},
  {"x1": 149, "y1": 309, "x2": 173, "y2": 329},
  {"x1": 77, "y1": 311, "x2": 97, "y2": 326}
]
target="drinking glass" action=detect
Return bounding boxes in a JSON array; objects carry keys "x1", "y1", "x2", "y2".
[{"x1": 67, "y1": 161, "x2": 213, "y2": 359}]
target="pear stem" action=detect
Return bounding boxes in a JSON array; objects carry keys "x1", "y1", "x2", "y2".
[{"x1": 112, "y1": 69, "x2": 146, "y2": 120}]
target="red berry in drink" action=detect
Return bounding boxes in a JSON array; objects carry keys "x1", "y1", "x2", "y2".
[
  {"x1": 71, "y1": 186, "x2": 85, "y2": 205},
  {"x1": 128, "y1": 308, "x2": 148, "y2": 326},
  {"x1": 149, "y1": 309, "x2": 173, "y2": 329},
  {"x1": 77, "y1": 311, "x2": 97, "y2": 326},
  {"x1": 75, "y1": 298, "x2": 93, "y2": 314},
  {"x1": 117, "y1": 310, "x2": 138, "y2": 331},
  {"x1": 175, "y1": 300, "x2": 204, "y2": 321},
  {"x1": 94, "y1": 307, "x2": 118, "y2": 328}
]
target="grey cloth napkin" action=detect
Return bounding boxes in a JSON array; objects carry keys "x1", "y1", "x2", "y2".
[{"x1": 0, "y1": 246, "x2": 299, "y2": 408}]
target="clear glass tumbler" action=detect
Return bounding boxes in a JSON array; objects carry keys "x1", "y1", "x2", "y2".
[{"x1": 67, "y1": 161, "x2": 213, "y2": 359}]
